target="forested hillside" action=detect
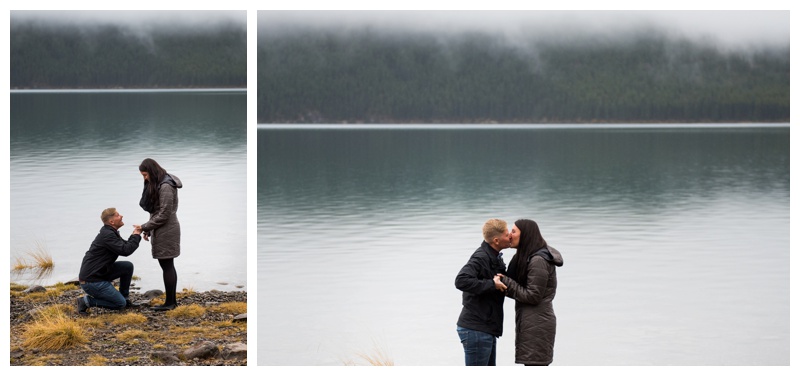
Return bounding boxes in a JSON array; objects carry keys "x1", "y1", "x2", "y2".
[
  {"x1": 11, "y1": 21, "x2": 246, "y2": 89},
  {"x1": 258, "y1": 28, "x2": 788, "y2": 124}
]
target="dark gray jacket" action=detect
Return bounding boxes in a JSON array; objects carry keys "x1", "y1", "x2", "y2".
[
  {"x1": 141, "y1": 174, "x2": 182, "y2": 259},
  {"x1": 455, "y1": 241, "x2": 507, "y2": 337},
  {"x1": 502, "y1": 246, "x2": 563, "y2": 365}
]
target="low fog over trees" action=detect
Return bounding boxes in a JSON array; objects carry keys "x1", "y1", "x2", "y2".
[
  {"x1": 11, "y1": 16, "x2": 246, "y2": 89},
  {"x1": 258, "y1": 26, "x2": 788, "y2": 124}
]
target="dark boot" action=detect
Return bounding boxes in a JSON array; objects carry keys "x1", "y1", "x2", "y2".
[
  {"x1": 76, "y1": 297, "x2": 89, "y2": 315},
  {"x1": 151, "y1": 303, "x2": 177, "y2": 311}
]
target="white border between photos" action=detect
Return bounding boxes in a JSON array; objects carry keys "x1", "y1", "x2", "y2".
[{"x1": 2, "y1": 1, "x2": 798, "y2": 375}]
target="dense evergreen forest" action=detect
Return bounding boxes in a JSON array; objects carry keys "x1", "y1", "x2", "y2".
[
  {"x1": 11, "y1": 21, "x2": 246, "y2": 89},
  {"x1": 258, "y1": 28, "x2": 788, "y2": 124}
]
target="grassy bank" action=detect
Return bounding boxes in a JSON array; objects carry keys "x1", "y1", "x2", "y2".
[{"x1": 10, "y1": 282, "x2": 247, "y2": 366}]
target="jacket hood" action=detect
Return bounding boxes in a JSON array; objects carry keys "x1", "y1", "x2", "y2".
[
  {"x1": 534, "y1": 246, "x2": 564, "y2": 267},
  {"x1": 161, "y1": 174, "x2": 183, "y2": 189}
]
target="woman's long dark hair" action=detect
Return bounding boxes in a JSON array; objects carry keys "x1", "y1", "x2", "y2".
[
  {"x1": 506, "y1": 219, "x2": 548, "y2": 287},
  {"x1": 139, "y1": 158, "x2": 167, "y2": 213}
]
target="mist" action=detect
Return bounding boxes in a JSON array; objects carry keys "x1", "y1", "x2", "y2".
[
  {"x1": 258, "y1": 10, "x2": 789, "y2": 50},
  {"x1": 11, "y1": 10, "x2": 246, "y2": 33}
]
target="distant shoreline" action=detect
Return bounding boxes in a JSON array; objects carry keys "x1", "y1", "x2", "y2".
[
  {"x1": 257, "y1": 122, "x2": 790, "y2": 128},
  {"x1": 11, "y1": 86, "x2": 245, "y2": 91},
  {"x1": 11, "y1": 87, "x2": 246, "y2": 93}
]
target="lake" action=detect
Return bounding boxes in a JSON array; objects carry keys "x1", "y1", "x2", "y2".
[
  {"x1": 257, "y1": 124, "x2": 789, "y2": 365},
  {"x1": 10, "y1": 90, "x2": 247, "y2": 293}
]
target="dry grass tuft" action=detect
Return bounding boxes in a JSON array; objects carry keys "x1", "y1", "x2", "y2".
[
  {"x1": 213, "y1": 320, "x2": 247, "y2": 330},
  {"x1": 356, "y1": 349, "x2": 394, "y2": 366},
  {"x1": 13, "y1": 240, "x2": 54, "y2": 270},
  {"x1": 13, "y1": 255, "x2": 30, "y2": 271},
  {"x1": 21, "y1": 313, "x2": 87, "y2": 351},
  {"x1": 165, "y1": 304, "x2": 206, "y2": 319},
  {"x1": 163, "y1": 321, "x2": 243, "y2": 345},
  {"x1": 177, "y1": 287, "x2": 195, "y2": 299},
  {"x1": 77, "y1": 316, "x2": 106, "y2": 328},
  {"x1": 112, "y1": 356, "x2": 141, "y2": 363},
  {"x1": 23, "y1": 289, "x2": 64, "y2": 303},
  {"x1": 30, "y1": 247, "x2": 54, "y2": 269},
  {"x1": 116, "y1": 329, "x2": 149, "y2": 341},
  {"x1": 85, "y1": 354, "x2": 108, "y2": 366},
  {"x1": 343, "y1": 338, "x2": 394, "y2": 366},
  {"x1": 33, "y1": 303, "x2": 74, "y2": 319},
  {"x1": 207, "y1": 301, "x2": 247, "y2": 315},
  {"x1": 50, "y1": 282, "x2": 79, "y2": 294},
  {"x1": 23, "y1": 354, "x2": 64, "y2": 366}
]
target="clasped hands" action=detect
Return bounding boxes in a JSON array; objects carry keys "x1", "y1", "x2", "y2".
[
  {"x1": 131, "y1": 225, "x2": 150, "y2": 241},
  {"x1": 493, "y1": 274, "x2": 507, "y2": 292}
]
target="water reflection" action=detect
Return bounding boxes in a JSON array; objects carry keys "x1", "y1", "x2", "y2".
[
  {"x1": 10, "y1": 90, "x2": 247, "y2": 292},
  {"x1": 258, "y1": 125, "x2": 788, "y2": 365}
]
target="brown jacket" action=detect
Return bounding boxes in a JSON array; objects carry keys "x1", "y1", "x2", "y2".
[
  {"x1": 502, "y1": 246, "x2": 563, "y2": 365},
  {"x1": 141, "y1": 174, "x2": 182, "y2": 259}
]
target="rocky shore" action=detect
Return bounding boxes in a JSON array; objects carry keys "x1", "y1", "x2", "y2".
[{"x1": 10, "y1": 282, "x2": 247, "y2": 366}]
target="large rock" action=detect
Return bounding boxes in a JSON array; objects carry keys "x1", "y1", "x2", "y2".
[
  {"x1": 151, "y1": 351, "x2": 180, "y2": 364},
  {"x1": 22, "y1": 285, "x2": 46, "y2": 294},
  {"x1": 233, "y1": 313, "x2": 247, "y2": 322},
  {"x1": 221, "y1": 342, "x2": 247, "y2": 360},
  {"x1": 140, "y1": 289, "x2": 164, "y2": 300},
  {"x1": 182, "y1": 341, "x2": 219, "y2": 360}
]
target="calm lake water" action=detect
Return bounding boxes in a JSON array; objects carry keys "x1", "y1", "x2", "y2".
[
  {"x1": 257, "y1": 124, "x2": 789, "y2": 366},
  {"x1": 10, "y1": 90, "x2": 247, "y2": 292}
]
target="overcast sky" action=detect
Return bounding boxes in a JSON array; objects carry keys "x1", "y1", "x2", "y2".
[
  {"x1": 11, "y1": 10, "x2": 245, "y2": 28},
  {"x1": 8, "y1": 9, "x2": 789, "y2": 48},
  {"x1": 258, "y1": 10, "x2": 789, "y2": 49}
]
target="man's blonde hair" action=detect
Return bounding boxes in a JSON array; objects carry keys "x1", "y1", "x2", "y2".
[
  {"x1": 483, "y1": 218, "x2": 508, "y2": 243},
  {"x1": 101, "y1": 208, "x2": 117, "y2": 224}
]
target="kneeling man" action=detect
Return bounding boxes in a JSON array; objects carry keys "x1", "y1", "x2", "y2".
[{"x1": 77, "y1": 208, "x2": 142, "y2": 315}]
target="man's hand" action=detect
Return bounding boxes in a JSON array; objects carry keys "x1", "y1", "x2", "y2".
[
  {"x1": 132, "y1": 225, "x2": 142, "y2": 235},
  {"x1": 493, "y1": 275, "x2": 507, "y2": 292}
]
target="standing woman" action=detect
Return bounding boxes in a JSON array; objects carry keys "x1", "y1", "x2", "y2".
[
  {"x1": 139, "y1": 158, "x2": 183, "y2": 311},
  {"x1": 501, "y1": 219, "x2": 564, "y2": 366}
]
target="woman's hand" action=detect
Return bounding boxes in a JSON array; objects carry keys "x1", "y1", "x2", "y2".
[{"x1": 493, "y1": 275, "x2": 507, "y2": 292}]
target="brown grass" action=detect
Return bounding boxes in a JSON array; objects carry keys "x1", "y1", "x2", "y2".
[
  {"x1": 165, "y1": 304, "x2": 206, "y2": 319},
  {"x1": 356, "y1": 348, "x2": 394, "y2": 366},
  {"x1": 21, "y1": 313, "x2": 88, "y2": 351},
  {"x1": 33, "y1": 303, "x2": 74, "y2": 319},
  {"x1": 85, "y1": 355, "x2": 108, "y2": 366},
  {"x1": 116, "y1": 329, "x2": 150, "y2": 341},
  {"x1": 112, "y1": 356, "x2": 142, "y2": 364},
  {"x1": 343, "y1": 339, "x2": 395, "y2": 366},
  {"x1": 207, "y1": 301, "x2": 247, "y2": 315},
  {"x1": 177, "y1": 287, "x2": 195, "y2": 298},
  {"x1": 22, "y1": 354, "x2": 65, "y2": 366},
  {"x1": 22, "y1": 289, "x2": 65, "y2": 303},
  {"x1": 11, "y1": 280, "x2": 247, "y2": 366},
  {"x1": 13, "y1": 240, "x2": 54, "y2": 270}
]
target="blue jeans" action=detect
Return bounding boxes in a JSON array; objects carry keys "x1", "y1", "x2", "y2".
[
  {"x1": 80, "y1": 261, "x2": 133, "y2": 310},
  {"x1": 457, "y1": 326, "x2": 497, "y2": 366}
]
